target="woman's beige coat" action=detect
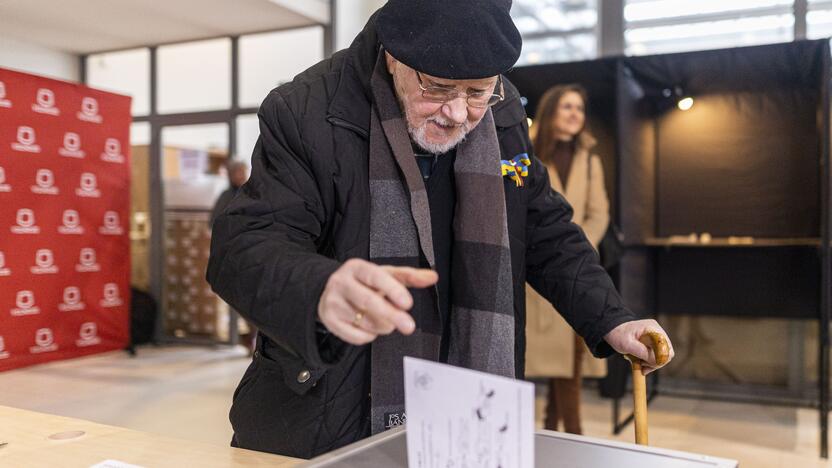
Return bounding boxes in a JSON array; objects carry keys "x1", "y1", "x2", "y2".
[{"x1": 525, "y1": 146, "x2": 610, "y2": 378}]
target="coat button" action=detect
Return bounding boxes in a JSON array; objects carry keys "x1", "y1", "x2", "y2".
[{"x1": 297, "y1": 370, "x2": 311, "y2": 383}]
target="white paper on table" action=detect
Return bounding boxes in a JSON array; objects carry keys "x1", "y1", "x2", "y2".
[
  {"x1": 404, "y1": 356, "x2": 535, "y2": 468},
  {"x1": 89, "y1": 460, "x2": 145, "y2": 468}
]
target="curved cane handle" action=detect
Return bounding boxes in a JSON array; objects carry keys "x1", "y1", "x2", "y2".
[{"x1": 626, "y1": 330, "x2": 670, "y2": 366}]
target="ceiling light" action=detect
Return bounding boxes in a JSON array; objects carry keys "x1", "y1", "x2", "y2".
[{"x1": 677, "y1": 97, "x2": 694, "y2": 111}]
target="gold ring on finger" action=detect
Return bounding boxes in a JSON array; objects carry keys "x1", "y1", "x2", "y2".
[{"x1": 353, "y1": 311, "x2": 365, "y2": 326}]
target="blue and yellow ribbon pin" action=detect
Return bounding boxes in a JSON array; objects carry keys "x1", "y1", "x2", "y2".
[{"x1": 501, "y1": 153, "x2": 532, "y2": 187}]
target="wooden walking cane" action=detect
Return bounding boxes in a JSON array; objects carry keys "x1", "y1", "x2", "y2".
[{"x1": 625, "y1": 330, "x2": 671, "y2": 446}]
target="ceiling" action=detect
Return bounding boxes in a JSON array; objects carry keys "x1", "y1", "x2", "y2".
[{"x1": 0, "y1": 0, "x2": 329, "y2": 54}]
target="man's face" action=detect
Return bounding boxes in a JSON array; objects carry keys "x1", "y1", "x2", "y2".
[{"x1": 386, "y1": 52, "x2": 498, "y2": 155}]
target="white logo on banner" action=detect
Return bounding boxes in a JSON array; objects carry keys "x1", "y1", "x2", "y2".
[
  {"x1": 77, "y1": 97, "x2": 102, "y2": 123},
  {"x1": 11, "y1": 290, "x2": 40, "y2": 316},
  {"x1": 0, "y1": 81, "x2": 12, "y2": 108},
  {"x1": 100, "y1": 283, "x2": 123, "y2": 308},
  {"x1": 75, "y1": 248, "x2": 101, "y2": 272},
  {"x1": 58, "y1": 132, "x2": 85, "y2": 159},
  {"x1": 58, "y1": 209, "x2": 84, "y2": 234},
  {"x1": 30, "y1": 248, "x2": 59, "y2": 274},
  {"x1": 0, "y1": 252, "x2": 10, "y2": 276},
  {"x1": 101, "y1": 138, "x2": 125, "y2": 163},
  {"x1": 11, "y1": 126, "x2": 41, "y2": 153},
  {"x1": 76, "y1": 322, "x2": 101, "y2": 347},
  {"x1": 75, "y1": 172, "x2": 100, "y2": 198},
  {"x1": 0, "y1": 167, "x2": 10, "y2": 192},
  {"x1": 31, "y1": 88, "x2": 60, "y2": 116},
  {"x1": 99, "y1": 211, "x2": 123, "y2": 235},
  {"x1": 11, "y1": 208, "x2": 40, "y2": 234},
  {"x1": 0, "y1": 336, "x2": 9, "y2": 359},
  {"x1": 59, "y1": 286, "x2": 86, "y2": 312},
  {"x1": 30, "y1": 328, "x2": 58, "y2": 354},
  {"x1": 31, "y1": 169, "x2": 59, "y2": 195}
]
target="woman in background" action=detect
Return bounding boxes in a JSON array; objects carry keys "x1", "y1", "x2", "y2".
[{"x1": 526, "y1": 84, "x2": 610, "y2": 434}]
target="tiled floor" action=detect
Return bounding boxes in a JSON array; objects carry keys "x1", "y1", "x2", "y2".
[{"x1": 0, "y1": 346, "x2": 829, "y2": 467}]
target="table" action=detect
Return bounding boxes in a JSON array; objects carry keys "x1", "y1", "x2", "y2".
[{"x1": 0, "y1": 405, "x2": 301, "y2": 467}]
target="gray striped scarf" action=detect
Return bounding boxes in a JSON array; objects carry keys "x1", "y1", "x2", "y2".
[{"x1": 368, "y1": 51, "x2": 515, "y2": 433}]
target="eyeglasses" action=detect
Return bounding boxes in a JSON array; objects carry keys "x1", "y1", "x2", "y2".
[{"x1": 416, "y1": 71, "x2": 505, "y2": 109}]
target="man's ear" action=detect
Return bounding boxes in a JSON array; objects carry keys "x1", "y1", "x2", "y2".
[{"x1": 385, "y1": 51, "x2": 398, "y2": 75}]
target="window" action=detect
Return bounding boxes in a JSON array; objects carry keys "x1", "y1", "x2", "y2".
[
  {"x1": 160, "y1": 123, "x2": 230, "y2": 339},
  {"x1": 160, "y1": 123, "x2": 229, "y2": 204},
  {"x1": 519, "y1": 34, "x2": 597, "y2": 65},
  {"x1": 162, "y1": 124, "x2": 229, "y2": 160},
  {"x1": 239, "y1": 27, "x2": 325, "y2": 108},
  {"x1": 235, "y1": 114, "x2": 260, "y2": 165},
  {"x1": 808, "y1": 0, "x2": 832, "y2": 39},
  {"x1": 86, "y1": 48, "x2": 150, "y2": 116},
  {"x1": 157, "y1": 38, "x2": 231, "y2": 114},
  {"x1": 81, "y1": 21, "x2": 329, "y2": 343},
  {"x1": 131, "y1": 122, "x2": 151, "y2": 146},
  {"x1": 624, "y1": 0, "x2": 794, "y2": 55},
  {"x1": 511, "y1": 0, "x2": 598, "y2": 65}
]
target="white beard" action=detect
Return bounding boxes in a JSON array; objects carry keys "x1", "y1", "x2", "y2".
[{"x1": 407, "y1": 116, "x2": 473, "y2": 155}]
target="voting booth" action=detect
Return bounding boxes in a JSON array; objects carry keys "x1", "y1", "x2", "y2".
[{"x1": 507, "y1": 39, "x2": 832, "y2": 458}]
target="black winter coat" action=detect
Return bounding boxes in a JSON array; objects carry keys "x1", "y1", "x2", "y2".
[{"x1": 207, "y1": 17, "x2": 636, "y2": 460}]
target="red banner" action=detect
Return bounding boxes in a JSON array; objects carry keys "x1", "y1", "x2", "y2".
[{"x1": 0, "y1": 68, "x2": 131, "y2": 371}]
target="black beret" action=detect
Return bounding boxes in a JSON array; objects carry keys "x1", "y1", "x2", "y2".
[{"x1": 376, "y1": 0, "x2": 522, "y2": 80}]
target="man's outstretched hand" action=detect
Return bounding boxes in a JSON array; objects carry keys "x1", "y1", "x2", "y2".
[
  {"x1": 604, "y1": 319, "x2": 675, "y2": 375},
  {"x1": 317, "y1": 259, "x2": 438, "y2": 345}
]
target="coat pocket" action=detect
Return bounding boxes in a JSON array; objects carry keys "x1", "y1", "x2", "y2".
[{"x1": 228, "y1": 347, "x2": 325, "y2": 458}]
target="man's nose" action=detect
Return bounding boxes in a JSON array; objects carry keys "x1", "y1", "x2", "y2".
[{"x1": 441, "y1": 97, "x2": 468, "y2": 124}]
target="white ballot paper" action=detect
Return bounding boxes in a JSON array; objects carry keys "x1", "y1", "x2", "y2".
[
  {"x1": 89, "y1": 460, "x2": 144, "y2": 468},
  {"x1": 404, "y1": 357, "x2": 535, "y2": 468}
]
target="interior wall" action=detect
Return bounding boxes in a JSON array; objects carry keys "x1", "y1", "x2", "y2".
[{"x1": 0, "y1": 35, "x2": 79, "y2": 82}]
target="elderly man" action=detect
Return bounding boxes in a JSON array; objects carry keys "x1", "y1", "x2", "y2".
[{"x1": 207, "y1": 0, "x2": 674, "y2": 459}]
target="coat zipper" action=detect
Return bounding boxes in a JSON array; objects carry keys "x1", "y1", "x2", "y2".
[{"x1": 327, "y1": 116, "x2": 369, "y2": 139}]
